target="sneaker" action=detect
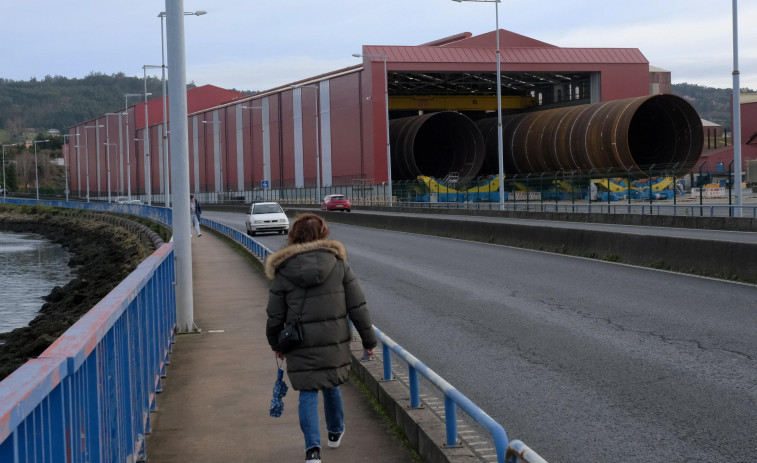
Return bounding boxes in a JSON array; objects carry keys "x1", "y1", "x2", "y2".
[
  {"x1": 327, "y1": 429, "x2": 344, "y2": 448},
  {"x1": 305, "y1": 447, "x2": 321, "y2": 462},
  {"x1": 198, "y1": 233, "x2": 202, "y2": 236}
]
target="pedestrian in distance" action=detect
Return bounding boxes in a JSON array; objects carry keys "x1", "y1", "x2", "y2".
[
  {"x1": 265, "y1": 213, "x2": 377, "y2": 463},
  {"x1": 190, "y1": 194, "x2": 202, "y2": 237}
]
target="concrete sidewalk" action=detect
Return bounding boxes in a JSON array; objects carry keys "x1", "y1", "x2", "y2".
[{"x1": 144, "y1": 229, "x2": 420, "y2": 463}]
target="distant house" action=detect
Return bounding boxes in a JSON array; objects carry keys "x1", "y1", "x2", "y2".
[
  {"x1": 702, "y1": 118, "x2": 724, "y2": 149},
  {"x1": 649, "y1": 65, "x2": 671, "y2": 95}
]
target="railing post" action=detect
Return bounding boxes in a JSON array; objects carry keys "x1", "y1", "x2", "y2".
[
  {"x1": 409, "y1": 367, "x2": 420, "y2": 408},
  {"x1": 382, "y1": 341, "x2": 392, "y2": 381},
  {"x1": 445, "y1": 396, "x2": 458, "y2": 447}
]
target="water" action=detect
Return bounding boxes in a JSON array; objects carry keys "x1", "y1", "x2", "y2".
[{"x1": 0, "y1": 232, "x2": 74, "y2": 334}]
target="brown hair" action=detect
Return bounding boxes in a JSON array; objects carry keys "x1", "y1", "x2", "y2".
[{"x1": 288, "y1": 213, "x2": 330, "y2": 245}]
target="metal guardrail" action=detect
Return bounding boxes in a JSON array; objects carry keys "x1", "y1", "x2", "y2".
[
  {"x1": 505, "y1": 440, "x2": 549, "y2": 463},
  {"x1": 199, "y1": 218, "x2": 273, "y2": 261},
  {"x1": 0, "y1": 242, "x2": 176, "y2": 462},
  {"x1": 373, "y1": 325, "x2": 508, "y2": 458}
]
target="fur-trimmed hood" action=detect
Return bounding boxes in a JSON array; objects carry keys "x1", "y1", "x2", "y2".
[{"x1": 264, "y1": 239, "x2": 347, "y2": 283}]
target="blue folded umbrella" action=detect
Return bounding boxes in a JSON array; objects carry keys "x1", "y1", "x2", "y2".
[{"x1": 270, "y1": 363, "x2": 288, "y2": 418}]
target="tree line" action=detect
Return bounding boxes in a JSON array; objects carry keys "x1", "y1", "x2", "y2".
[{"x1": 0, "y1": 72, "x2": 166, "y2": 140}]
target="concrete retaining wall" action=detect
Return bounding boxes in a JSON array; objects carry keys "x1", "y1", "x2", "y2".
[
  {"x1": 363, "y1": 206, "x2": 757, "y2": 232},
  {"x1": 285, "y1": 208, "x2": 757, "y2": 284}
]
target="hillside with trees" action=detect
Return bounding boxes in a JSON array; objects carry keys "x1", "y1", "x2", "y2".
[
  {"x1": 0, "y1": 73, "x2": 168, "y2": 140},
  {"x1": 0, "y1": 73, "x2": 256, "y2": 195},
  {"x1": 0, "y1": 73, "x2": 255, "y2": 142},
  {"x1": 671, "y1": 82, "x2": 755, "y2": 132}
]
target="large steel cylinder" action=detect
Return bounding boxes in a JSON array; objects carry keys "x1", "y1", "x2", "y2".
[
  {"x1": 476, "y1": 94, "x2": 703, "y2": 175},
  {"x1": 389, "y1": 111, "x2": 485, "y2": 182}
]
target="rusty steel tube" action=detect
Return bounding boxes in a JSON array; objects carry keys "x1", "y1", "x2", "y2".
[
  {"x1": 389, "y1": 111, "x2": 485, "y2": 182},
  {"x1": 476, "y1": 94, "x2": 703, "y2": 175}
]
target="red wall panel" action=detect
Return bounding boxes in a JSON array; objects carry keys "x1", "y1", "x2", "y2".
[{"x1": 329, "y1": 73, "x2": 364, "y2": 182}]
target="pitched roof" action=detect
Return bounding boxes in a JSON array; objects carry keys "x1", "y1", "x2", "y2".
[
  {"x1": 439, "y1": 29, "x2": 557, "y2": 49},
  {"x1": 135, "y1": 84, "x2": 246, "y2": 129},
  {"x1": 362, "y1": 29, "x2": 646, "y2": 67},
  {"x1": 361, "y1": 44, "x2": 647, "y2": 66}
]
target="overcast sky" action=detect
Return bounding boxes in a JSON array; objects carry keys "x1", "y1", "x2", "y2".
[{"x1": 2, "y1": 1, "x2": 755, "y2": 92}]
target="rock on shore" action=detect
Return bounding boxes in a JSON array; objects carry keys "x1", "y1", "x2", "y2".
[{"x1": 0, "y1": 206, "x2": 156, "y2": 381}]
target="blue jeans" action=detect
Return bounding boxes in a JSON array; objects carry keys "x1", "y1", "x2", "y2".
[
  {"x1": 191, "y1": 214, "x2": 201, "y2": 235},
  {"x1": 298, "y1": 387, "x2": 344, "y2": 450}
]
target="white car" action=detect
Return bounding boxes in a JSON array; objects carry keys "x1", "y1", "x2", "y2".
[
  {"x1": 245, "y1": 202, "x2": 289, "y2": 236},
  {"x1": 114, "y1": 196, "x2": 142, "y2": 205}
]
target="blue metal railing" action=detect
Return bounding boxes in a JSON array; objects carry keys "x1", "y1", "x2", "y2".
[
  {"x1": 374, "y1": 326, "x2": 512, "y2": 461},
  {"x1": 200, "y1": 218, "x2": 273, "y2": 261},
  {"x1": 0, "y1": 242, "x2": 176, "y2": 462},
  {"x1": 505, "y1": 440, "x2": 549, "y2": 463}
]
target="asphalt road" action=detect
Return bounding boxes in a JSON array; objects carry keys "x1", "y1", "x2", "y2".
[{"x1": 205, "y1": 210, "x2": 757, "y2": 462}]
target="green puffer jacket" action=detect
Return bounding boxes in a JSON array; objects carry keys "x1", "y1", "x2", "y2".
[{"x1": 265, "y1": 239, "x2": 378, "y2": 391}]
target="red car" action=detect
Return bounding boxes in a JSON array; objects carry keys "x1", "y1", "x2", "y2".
[{"x1": 320, "y1": 194, "x2": 351, "y2": 212}]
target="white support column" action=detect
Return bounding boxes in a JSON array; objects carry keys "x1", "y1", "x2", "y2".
[
  {"x1": 319, "y1": 82, "x2": 333, "y2": 187},
  {"x1": 262, "y1": 98, "x2": 271, "y2": 184},
  {"x1": 236, "y1": 104, "x2": 244, "y2": 192},
  {"x1": 192, "y1": 116, "x2": 200, "y2": 193},
  {"x1": 293, "y1": 88, "x2": 305, "y2": 188},
  {"x1": 166, "y1": 0, "x2": 194, "y2": 332}
]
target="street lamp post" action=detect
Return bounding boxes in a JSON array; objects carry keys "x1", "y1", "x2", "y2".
[
  {"x1": 453, "y1": 0, "x2": 504, "y2": 210},
  {"x1": 144, "y1": 65, "x2": 162, "y2": 205},
  {"x1": 142, "y1": 64, "x2": 163, "y2": 207},
  {"x1": 352, "y1": 52, "x2": 392, "y2": 206},
  {"x1": 33, "y1": 140, "x2": 49, "y2": 202},
  {"x1": 158, "y1": 9, "x2": 206, "y2": 207},
  {"x1": 83, "y1": 125, "x2": 103, "y2": 202},
  {"x1": 104, "y1": 112, "x2": 126, "y2": 202},
  {"x1": 60, "y1": 134, "x2": 78, "y2": 201},
  {"x1": 731, "y1": 0, "x2": 743, "y2": 217},
  {"x1": 2, "y1": 143, "x2": 16, "y2": 199},
  {"x1": 125, "y1": 93, "x2": 151, "y2": 201}
]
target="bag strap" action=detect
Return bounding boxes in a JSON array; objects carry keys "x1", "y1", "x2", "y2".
[{"x1": 288, "y1": 286, "x2": 308, "y2": 322}]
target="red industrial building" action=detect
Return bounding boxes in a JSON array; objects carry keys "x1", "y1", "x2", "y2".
[
  {"x1": 67, "y1": 29, "x2": 708, "y2": 203},
  {"x1": 698, "y1": 93, "x2": 757, "y2": 184}
]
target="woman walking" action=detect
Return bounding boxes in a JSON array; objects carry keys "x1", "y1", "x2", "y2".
[{"x1": 265, "y1": 213, "x2": 377, "y2": 463}]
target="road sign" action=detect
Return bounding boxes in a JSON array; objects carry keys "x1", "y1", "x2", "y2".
[{"x1": 261, "y1": 180, "x2": 269, "y2": 189}]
